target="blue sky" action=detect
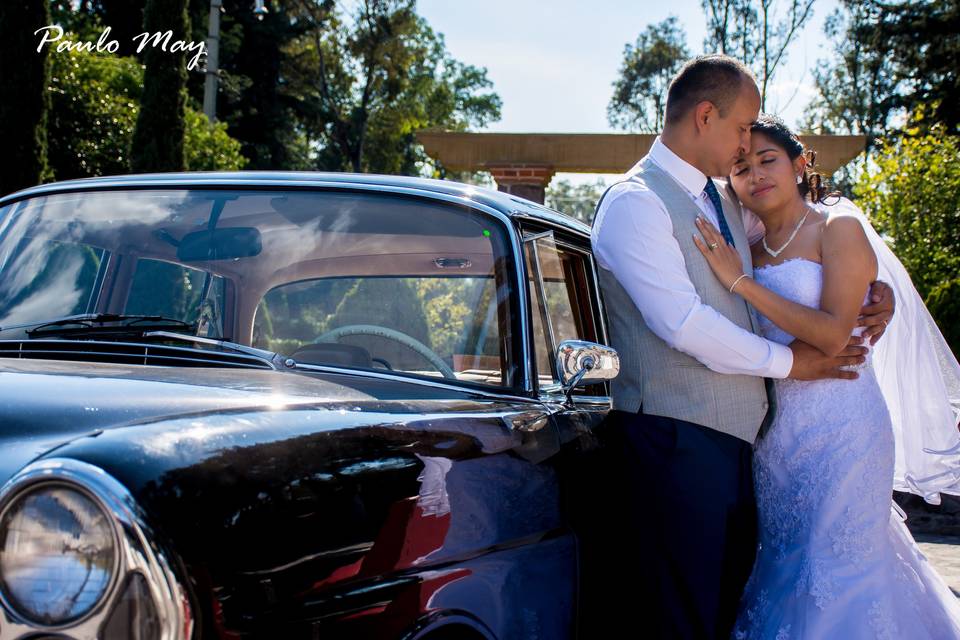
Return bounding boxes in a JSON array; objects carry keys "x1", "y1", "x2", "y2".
[{"x1": 418, "y1": 0, "x2": 840, "y2": 184}]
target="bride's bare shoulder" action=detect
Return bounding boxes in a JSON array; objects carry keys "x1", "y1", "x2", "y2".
[{"x1": 821, "y1": 209, "x2": 877, "y2": 275}]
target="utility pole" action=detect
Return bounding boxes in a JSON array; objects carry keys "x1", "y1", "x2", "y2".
[{"x1": 203, "y1": 0, "x2": 268, "y2": 121}]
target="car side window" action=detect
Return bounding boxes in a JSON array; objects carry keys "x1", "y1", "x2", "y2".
[{"x1": 523, "y1": 230, "x2": 603, "y2": 395}]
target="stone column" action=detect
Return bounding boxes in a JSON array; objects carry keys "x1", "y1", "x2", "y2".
[{"x1": 488, "y1": 164, "x2": 555, "y2": 204}]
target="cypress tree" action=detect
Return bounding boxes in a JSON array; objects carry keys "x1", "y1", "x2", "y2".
[
  {"x1": 0, "y1": 0, "x2": 51, "y2": 195},
  {"x1": 130, "y1": 0, "x2": 190, "y2": 173}
]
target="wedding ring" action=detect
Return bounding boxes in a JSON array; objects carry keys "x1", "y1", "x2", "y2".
[{"x1": 709, "y1": 242, "x2": 719, "y2": 250}]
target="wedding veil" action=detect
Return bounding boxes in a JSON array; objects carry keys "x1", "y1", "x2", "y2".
[{"x1": 819, "y1": 197, "x2": 960, "y2": 504}]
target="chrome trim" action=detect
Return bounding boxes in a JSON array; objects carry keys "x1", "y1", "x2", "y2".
[
  {"x1": 510, "y1": 210, "x2": 591, "y2": 239},
  {"x1": 143, "y1": 330, "x2": 284, "y2": 369},
  {"x1": 0, "y1": 480, "x2": 121, "y2": 631},
  {"x1": 524, "y1": 233, "x2": 560, "y2": 382},
  {"x1": 555, "y1": 340, "x2": 620, "y2": 387},
  {"x1": 537, "y1": 388, "x2": 613, "y2": 407},
  {"x1": 0, "y1": 175, "x2": 592, "y2": 236},
  {"x1": 286, "y1": 360, "x2": 541, "y2": 405},
  {"x1": 508, "y1": 409, "x2": 551, "y2": 433},
  {"x1": 0, "y1": 459, "x2": 192, "y2": 640}
]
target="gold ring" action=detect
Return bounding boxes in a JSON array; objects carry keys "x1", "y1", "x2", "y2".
[{"x1": 709, "y1": 242, "x2": 719, "y2": 250}]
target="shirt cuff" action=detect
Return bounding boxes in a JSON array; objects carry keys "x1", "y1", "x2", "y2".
[{"x1": 768, "y1": 342, "x2": 794, "y2": 379}]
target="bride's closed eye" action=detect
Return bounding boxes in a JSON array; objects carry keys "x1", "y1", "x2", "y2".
[{"x1": 734, "y1": 158, "x2": 776, "y2": 176}]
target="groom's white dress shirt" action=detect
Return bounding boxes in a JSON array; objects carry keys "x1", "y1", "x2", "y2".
[{"x1": 591, "y1": 137, "x2": 794, "y2": 378}]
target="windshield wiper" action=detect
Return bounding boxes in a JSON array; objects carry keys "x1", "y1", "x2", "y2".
[
  {"x1": 14, "y1": 313, "x2": 196, "y2": 338},
  {"x1": 0, "y1": 316, "x2": 293, "y2": 371}
]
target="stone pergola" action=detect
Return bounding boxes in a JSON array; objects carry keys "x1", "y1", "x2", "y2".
[{"x1": 417, "y1": 132, "x2": 867, "y2": 204}]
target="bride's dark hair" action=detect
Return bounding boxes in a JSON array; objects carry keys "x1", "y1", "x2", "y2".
[{"x1": 750, "y1": 114, "x2": 838, "y2": 205}]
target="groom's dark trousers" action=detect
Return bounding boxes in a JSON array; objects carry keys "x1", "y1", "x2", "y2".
[{"x1": 582, "y1": 408, "x2": 758, "y2": 639}]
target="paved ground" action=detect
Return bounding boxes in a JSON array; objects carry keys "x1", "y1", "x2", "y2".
[{"x1": 915, "y1": 534, "x2": 960, "y2": 597}]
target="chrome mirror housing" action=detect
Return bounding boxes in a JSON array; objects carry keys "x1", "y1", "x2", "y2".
[{"x1": 555, "y1": 340, "x2": 619, "y2": 400}]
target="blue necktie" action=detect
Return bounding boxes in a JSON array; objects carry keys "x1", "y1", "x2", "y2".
[{"x1": 703, "y1": 179, "x2": 736, "y2": 247}]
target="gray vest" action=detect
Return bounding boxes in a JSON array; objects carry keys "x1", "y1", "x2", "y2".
[{"x1": 596, "y1": 159, "x2": 773, "y2": 443}]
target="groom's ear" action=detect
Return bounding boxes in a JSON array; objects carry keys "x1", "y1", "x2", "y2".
[{"x1": 694, "y1": 101, "x2": 716, "y2": 133}]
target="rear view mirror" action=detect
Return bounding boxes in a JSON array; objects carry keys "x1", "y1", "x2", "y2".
[{"x1": 176, "y1": 227, "x2": 262, "y2": 261}]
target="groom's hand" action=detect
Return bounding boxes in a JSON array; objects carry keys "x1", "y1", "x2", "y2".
[
  {"x1": 859, "y1": 280, "x2": 895, "y2": 345},
  {"x1": 788, "y1": 339, "x2": 867, "y2": 380}
]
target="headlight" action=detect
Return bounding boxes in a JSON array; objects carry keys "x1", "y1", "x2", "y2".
[{"x1": 0, "y1": 483, "x2": 117, "y2": 626}]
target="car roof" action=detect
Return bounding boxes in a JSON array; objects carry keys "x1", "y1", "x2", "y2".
[{"x1": 0, "y1": 171, "x2": 592, "y2": 238}]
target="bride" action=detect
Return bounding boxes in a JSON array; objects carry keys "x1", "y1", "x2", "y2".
[{"x1": 694, "y1": 114, "x2": 960, "y2": 639}]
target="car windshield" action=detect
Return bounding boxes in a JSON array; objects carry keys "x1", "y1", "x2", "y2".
[{"x1": 0, "y1": 188, "x2": 517, "y2": 388}]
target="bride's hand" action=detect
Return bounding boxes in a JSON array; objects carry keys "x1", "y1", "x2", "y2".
[{"x1": 692, "y1": 216, "x2": 744, "y2": 291}]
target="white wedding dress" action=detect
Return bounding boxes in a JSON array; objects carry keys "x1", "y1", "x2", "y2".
[{"x1": 733, "y1": 257, "x2": 960, "y2": 639}]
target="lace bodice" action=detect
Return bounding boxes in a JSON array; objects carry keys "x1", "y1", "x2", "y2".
[{"x1": 753, "y1": 257, "x2": 870, "y2": 370}]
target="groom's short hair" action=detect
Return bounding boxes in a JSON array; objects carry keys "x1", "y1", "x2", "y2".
[{"x1": 665, "y1": 55, "x2": 755, "y2": 125}]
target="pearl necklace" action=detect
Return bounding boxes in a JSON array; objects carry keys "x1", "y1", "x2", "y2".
[{"x1": 762, "y1": 207, "x2": 812, "y2": 258}]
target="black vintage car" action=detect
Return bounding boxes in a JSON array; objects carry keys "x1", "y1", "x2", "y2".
[{"x1": 0, "y1": 173, "x2": 620, "y2": 640}]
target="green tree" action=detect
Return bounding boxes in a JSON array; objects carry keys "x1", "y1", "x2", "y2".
[
  {"x1": 0, "y1": 0, "x2": 52, "y2": 195},
  {"x1": 47, "y1": 48, "x2": 245, "y2": 180},
  {"x1": 182, "y1": 109, "x2": 248, "y2": 170},
  {"x1": 806, "y1": 0, "x2": 960, "y2": 142},
  {"x1": 50, "y1": 0, "x2": 146, "y2": 55},
  {"x1": 607, "y1": 17, "x2": 689, "y2": 133},
  {"x1": 197, "y1": 0, "x2": 312, "y2": 169},
  {"x1": 701, "y1": 0, "x2": 816, "y2": 110},
  {"x1": 285, "y1": 0, "x2": 501, "y2": 175},
  {"x1": 545, "y1": 179, "x2": 608, "y2": 224},
  {"x1": 48, "y1": 50, "x2": 142, "y2": 179},
  {"x1": 926, "y1": 279, "x2": 960, "y2": 354},
  {"x1": 853, "y1": 120, "x2": 960, "y2": 352},
  {"x1": 130, "y1": 0, "x2": 190, "y2": 172},
  {"x1": 802, "y1": 4, "x2": 897, "y2": 147}
]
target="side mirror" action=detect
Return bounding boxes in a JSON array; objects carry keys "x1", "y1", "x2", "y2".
[{"x1": 555, "y1": 340, "x2": 619, "y2": 403}]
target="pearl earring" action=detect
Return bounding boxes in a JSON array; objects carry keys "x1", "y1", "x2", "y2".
[{"x1": 796, "y1": 174, "x2": 803, "y2": 184}]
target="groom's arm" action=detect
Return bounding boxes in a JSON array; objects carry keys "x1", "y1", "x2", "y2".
[{"x1": 592, "y1": 183, "x2": 794, "y2": 378}]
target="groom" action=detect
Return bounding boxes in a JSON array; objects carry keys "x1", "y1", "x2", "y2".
[{"x1": 588, "y1": 55, "x2": 893, "y2": 638}]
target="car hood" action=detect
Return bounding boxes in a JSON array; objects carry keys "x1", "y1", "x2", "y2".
[{"x1": 0, "y1": 358, "x2": 499, "y2": 485}]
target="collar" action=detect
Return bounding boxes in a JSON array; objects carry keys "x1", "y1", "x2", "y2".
[{"x1": 628, "y1": 136, "x2": 710, "y2": 198}]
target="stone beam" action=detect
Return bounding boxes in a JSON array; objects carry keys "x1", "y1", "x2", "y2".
[{"x1": 417, "y1": 131, "x2": 867, "y2": 178}]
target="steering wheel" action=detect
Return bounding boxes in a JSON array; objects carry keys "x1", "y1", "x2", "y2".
[{"x1": 315, "y1": 324, "x2": 456, "y2": 379}]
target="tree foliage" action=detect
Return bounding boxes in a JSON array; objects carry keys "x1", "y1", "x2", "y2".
[
  {"x1": 48, "y1": 48, "x2": 244, "y2": 180},
  {"x1": 607, "y1": 17, "x2": 689, "y2": 133},
  {"x1": 38, "y1": 0, "x2": 501, "y2": 177},
  {"x1": 48, "y1": 50, "x2": 141, "y2": 180},
  {"x1": 701, "y1": 0, "x2": 815, "y2": 110},
  {"x1": 853, "y1": 118, "x2": 960, "y2": 351},
  {"x1": 806, "y1": 0, "x2": 960, "y2": 143},
  {"x1": 130, "y1": 0, "x2": 190, "y2": 172},
  {"x1": 284, "y1": 0, "x2": 501, "y2": 174},
  {"x1": 0, "y1": 0, "x2": 52, "y2": 195},
  {"x1": 182, "y1": 108, "x2": 247, "y2": 171},
  {"x1": 926, "y1": 279, "x2": 960, "y2": 355},
  {"x1": 545, "y1": 178, "x2": 607, "y2": 224},
  {"x1": 199, "y1": 0, "x2": 312, "y2": 170}
]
